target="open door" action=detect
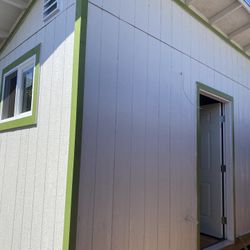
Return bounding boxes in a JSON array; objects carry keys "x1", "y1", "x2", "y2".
[
  {"x1": 198, "y1": 84, "x2": 235, "y2": 250},
  {"x1": 200, "y1": 102, "x2": 224, "y2": 239}
]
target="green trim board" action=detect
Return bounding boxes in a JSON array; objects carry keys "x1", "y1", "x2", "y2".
[
  {"x1": 196, "y1": 82, "x2": 236, "y2": 248},
  {"x1": 62, "y1": 0, "x2": 88, "y2": 249},
  {"x1": 172, "y1": 0, "x2": 250, "y2": 61},
  {"x1": 197, "y1": 82, "x2": 234, "y2": 102},
  {"x1": 0, "y1": 44, "x2": 41, "y2": 132},
  {"x1": 0, "y1": 0, "x2": 37, "y2": 55}
]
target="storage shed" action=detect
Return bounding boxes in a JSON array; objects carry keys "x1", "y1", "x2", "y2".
[{"x1": 0, "y1": 0, "x2": 250, "y2": 250}]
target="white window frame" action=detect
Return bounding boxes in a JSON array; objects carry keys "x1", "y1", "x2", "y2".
[{"x1": 0, "y1": 55, "x2": 36, "y2": 124}]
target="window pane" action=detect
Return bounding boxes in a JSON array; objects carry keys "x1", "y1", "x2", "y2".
[
  {"x1": 1, "y1": 71, "x2": 17, "y2": 119},
  {"x1": 21, "y1": 67, "x2": 34, "y2": 113}
]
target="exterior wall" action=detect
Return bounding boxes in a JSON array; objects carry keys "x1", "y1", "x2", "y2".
[
  {"x1": 0, "y1": 0, "x2": 75, "y2": 249},
  {"x1": 77, "y1": 0, "x2": 250, "y2": 249}
]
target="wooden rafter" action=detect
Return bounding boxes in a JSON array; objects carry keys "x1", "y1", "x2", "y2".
[
  {"x1": 1, "y1": 0, "x2": 28, "y2": 10},
  {"x1": 209, "y1": 1, "x2": 241, "y2": 24},
  {"x1": 228, "y1": 22, "x2": 250, "y2": 39},
  {"x1": 185, "y1": 0, "x2": 196, "y2": 6},
  {"x1": 244, "y1": 44, "x2": 250, "y2": 53}
]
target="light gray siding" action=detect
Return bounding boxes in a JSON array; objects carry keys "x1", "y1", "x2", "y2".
[
  {"x1": 77, "y1": 0, "x2": 250, "y2": 249},
  {"x1": 0, "y1": 1, "x2": 75, "y2": 249}
]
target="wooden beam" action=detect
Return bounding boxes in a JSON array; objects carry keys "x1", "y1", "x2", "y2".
[
  {"x1": 228, "y1": 22, "x2": 250, "y2": 39},
  {"x1": 209, "y1": 1, "x2": 241, "y2": 24},
  {"x1": 0, "y1": 29, "x2": 8, "y2": 39},
  {"x1": 244, "y1": 44, "x2": 250, "y2": 53},
  {"x1": 185, "y1": 0, "x2": 196, "y2": 6},
  {"x1": 1, "y1": 0, "x2": 28, "y2": 10}
]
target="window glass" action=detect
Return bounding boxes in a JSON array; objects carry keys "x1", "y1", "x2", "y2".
[
  {"x1": 2, "y1": 71, "x2": 17, "y2": 119},
  {"x1": 21, "y1": 67, "x2": 34, "y2": 113}
]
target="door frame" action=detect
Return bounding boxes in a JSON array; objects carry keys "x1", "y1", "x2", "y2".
[{"x1": 197, "y1": 82, "x2": 235, "y2": 249}]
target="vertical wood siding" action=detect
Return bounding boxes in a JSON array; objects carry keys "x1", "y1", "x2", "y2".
[
  {"x1": 77, "y1": 0, "x2": 250, "y2": 249},
  {"x1": 0, "y1": 1, "x2": 75, "y2": 249}
]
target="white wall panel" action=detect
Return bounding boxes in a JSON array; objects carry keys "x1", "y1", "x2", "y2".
[
  {"x1": 78, "y1": 1, "x2": 250, "y2": 249},
  {"x1": 0, "y1": 132, "x2": 21, "y2": 250},
  {"x1": 157, "y1": 43, "x2": 171, "y2": 250},
  {"x1": 143, "y1": 36, "x2": 160, "y2": 250},
  {"x1": 110, "y1": 21, "x2": 134, "y2": 250},
  {"x1": 75, "y1": 4, "x2": 102, "y2": 250},
  {"x1": 91, "y1": 10, "x2": 119, "y2": 250},
  {"x1": 160, "y1": 0, "x2": 172, "y2": 45},
  {"x1": 148, "y1": 0, "x2": 161, "y2": 39},
  {"x1": 11, "y1": 131, "x2": 29, "y2": 250},
  {"x1": 119, "y1": 0, "x2": 135, "y2": 24},
  {"x1": 0, "y1": 3, "x2": 75, "y2": 250},
  {"x1": 135, "y1": 0, "x2": 149, "y2": 33}
]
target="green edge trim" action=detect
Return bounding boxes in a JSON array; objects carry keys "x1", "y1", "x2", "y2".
[
  {"x1": 0, "y1": 0, "x2": 37, "y2": 55},
  {"x1": 196, "y1": 82, "x2": 236, "y2": 248},
  {"x1": 0, "y1": 44, "x2": 41, "y2": 132},
  {"x1": 196, "y1": 86, "x2": 200, "y2": 250},
  {"x1": 172, "y1": 0, "x2": 250, "y2": 61},
  {"x1": 62, "y1": 0, "x2": 88, "y2": 249},
  {"x1": 197, "y1": 82, "x2": 234, "y2": 101}
]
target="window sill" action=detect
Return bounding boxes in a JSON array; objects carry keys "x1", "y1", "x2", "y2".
[{"x1": 0, "y1": 113, "x2": 37, "y2": 132}]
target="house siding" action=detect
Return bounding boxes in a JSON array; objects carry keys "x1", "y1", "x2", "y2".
[
  {"x1": 0, "y1": 1, "x2": 75, "y2": 249},
  {"x1": 76, "y1": 1, "x2": 250, "y2": 250}
]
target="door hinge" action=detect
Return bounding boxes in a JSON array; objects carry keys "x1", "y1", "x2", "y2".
[
  {"x1": 221, "y1": 164, "x2": 226, "y2": 173},
  {"x1": 220, "y1": 115, "x2": 225, "y2": 123},
  {"x1": 221, "y1": 216, "x2": 227, "y2": 225}
]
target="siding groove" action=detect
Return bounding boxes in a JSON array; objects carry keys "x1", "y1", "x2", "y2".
[{"x1": 10, "y1": 131, "x2": 25, "y2": 250}]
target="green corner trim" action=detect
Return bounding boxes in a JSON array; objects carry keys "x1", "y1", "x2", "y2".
[
  {"x1": 62, "y1": 0, "x2": 88, "y2": 249},
  {"x1": 0, "y1": 44, "x2": 41, "y2": 132},
  {"x1": 172, "y1": 0, "x2": 250, "y2": 61},
  {"x1": 0, "y1": 0, "x2": 37, "y2": 55},
  {"x1": 196, "y1": 82, "x2": 236, "y2": 248}
]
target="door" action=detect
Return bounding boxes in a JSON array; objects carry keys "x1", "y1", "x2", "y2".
[{"x1": 200, "y1": 103, "x2": 223, "y2": 238}]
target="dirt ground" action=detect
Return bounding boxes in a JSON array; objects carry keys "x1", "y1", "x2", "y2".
[{"x1": 223, "y1": 234, "x2": 250, "y2": 250}]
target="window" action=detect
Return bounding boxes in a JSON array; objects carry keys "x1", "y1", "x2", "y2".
[
  {"x1": 43, "y1": 0, "x2": 60, "y2": 21},
  {"x1": 1, "y1": 57, "x2": 35, "y2": 121},
  {"x1": 0, "y1": 44, "x2": 40, "y2": 132}
]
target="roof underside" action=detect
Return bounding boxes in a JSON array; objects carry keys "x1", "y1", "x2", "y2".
[
  {"x1": 0, "y1": 0, "x2": 31, "y2": 51},
  {"x1": 185, "y1": 0, "x2": 250, "y2": 56}
]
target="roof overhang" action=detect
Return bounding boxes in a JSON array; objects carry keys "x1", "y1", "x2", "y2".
[
  {"x1": 0, "y1": 0, "x2": 250, "y2": 58},
  {"x1": 0, "y1": 0, "x2": 32, "y2": 52},
  {"x1": 185, "y1": 0, "x2": 250, "y2": 57}
]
